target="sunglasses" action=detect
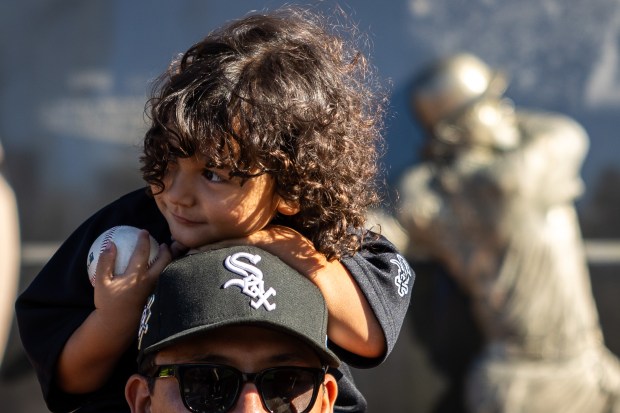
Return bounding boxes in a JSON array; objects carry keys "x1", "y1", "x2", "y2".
[{"x1": 150, "y1": 363, "x2": 327, "y2": 413}]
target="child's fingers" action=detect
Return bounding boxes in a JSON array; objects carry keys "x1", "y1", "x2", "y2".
[
  {"x1": 191, "y1": 239, "x2": 240, "y2": 252},
  {"x1": 95, "y1": 242, "x2": 117, "y2": 287},
  {"x1": 169, "y1": 240, "x2": 189, "y2": 258},
  {"x1": 147, "y1": 244, "x2": 172, "y2": 276},
  {"x1": 125, "y1": 230, "x2": 153, "y2": 273}
]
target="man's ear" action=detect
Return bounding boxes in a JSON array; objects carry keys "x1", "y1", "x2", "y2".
[
  {"x1": 319, "y1": 373, "x2": 339, "y2": 412},
  {"x1": 276, "y1": 197, "x2": 300, "y2": 216},
  {"x1": 125, "y1": 374, "x2": 152, "y2": 413}
]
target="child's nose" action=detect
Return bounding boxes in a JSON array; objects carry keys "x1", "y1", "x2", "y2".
[{"x1": 165, "y1": 170, "x2": 195, "y2": 207}]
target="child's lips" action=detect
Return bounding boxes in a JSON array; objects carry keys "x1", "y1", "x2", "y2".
[{"x1": 171, "y1": 212, "x2": 202, "y2": 226}]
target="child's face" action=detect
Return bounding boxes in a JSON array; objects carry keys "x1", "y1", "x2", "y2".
[{"x1": 153, "y1": 155, "x2": 282, "y2": 249}]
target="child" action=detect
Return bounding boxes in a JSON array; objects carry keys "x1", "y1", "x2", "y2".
[{"x1": 16, "y1": 7, "x2": 414, "y2": 413}]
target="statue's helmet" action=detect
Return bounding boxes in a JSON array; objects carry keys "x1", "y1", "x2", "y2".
[{"x1": 411, "y1": 53, "x2": 508, "y2": 130}]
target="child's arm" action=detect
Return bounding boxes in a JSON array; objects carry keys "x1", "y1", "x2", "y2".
[
  {"x1": 190, "y1": 225, "x2": 410, "y2": 359},
  {"x1": 305, "y1": 254, "x2": 386, "y2": 358},
  {"x1": 235, "y1": 227, "x2": 385, "y2": 358},
  {"x1": 56, "y1": 231, "x2": 171, "y2": 393},
  {"x1": 15, "y1": 188, "x2": 171, "y2": 412}
]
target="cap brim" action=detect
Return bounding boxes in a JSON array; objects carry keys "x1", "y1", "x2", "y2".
[{"x1": 142, "y1": 318, "x2": 341, "y2": 368}]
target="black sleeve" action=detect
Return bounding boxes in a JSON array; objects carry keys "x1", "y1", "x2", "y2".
[
  {"x1": 333, "y1": 231, "x2": 415, "y2": 368},
  {"x1": 14, "y1": 188, "x2": 170, "y2": 412}
]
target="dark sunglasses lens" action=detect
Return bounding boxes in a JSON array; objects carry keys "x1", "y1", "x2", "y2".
[
  {"x1": 181, "y1": 366, "x2": 239, "y2": 413},
  {"x1": 260, "y1": 368, "x2": 319, "y2": 413}
]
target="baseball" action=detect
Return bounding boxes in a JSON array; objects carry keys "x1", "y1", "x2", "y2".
[{"x1": 86, "y1": 225, "x2": 159, "y2": 286}]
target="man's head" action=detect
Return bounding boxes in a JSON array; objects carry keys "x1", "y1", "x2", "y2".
[{"x1": 125, "y1": 245, "x2": 339, "y2": 413}]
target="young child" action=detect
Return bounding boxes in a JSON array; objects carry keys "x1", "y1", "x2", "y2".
[{"x1": 16, "y1": 7, "x2": 414, "y2": 413}]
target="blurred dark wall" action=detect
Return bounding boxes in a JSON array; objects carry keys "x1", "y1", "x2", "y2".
[{"x1": 0, "y1": 1, "x2": 618, "y2": 412}]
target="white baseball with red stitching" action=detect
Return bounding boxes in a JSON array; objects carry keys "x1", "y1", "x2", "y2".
[{"x1": 86, "y1": 225, "x2": 159, "y2": 287}]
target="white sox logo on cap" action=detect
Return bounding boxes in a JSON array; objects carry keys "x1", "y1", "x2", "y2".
[
  {"x1": 223, "y1": 252, "x2": 277, "y2": 311},
  {"x1": 137, "y1": 294, "x2": 155, "y2": 350}
]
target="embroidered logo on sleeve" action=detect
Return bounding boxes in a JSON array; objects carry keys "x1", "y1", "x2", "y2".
[
  {"x1": 137, "y1": 294, "x2": 155, "y2": 350},
  {"x1": 223, "y1": 252, "x2": 277, "y2": 311},
  {"x1": 390, "y1": 254, "x2": 412, "y2": 297}
]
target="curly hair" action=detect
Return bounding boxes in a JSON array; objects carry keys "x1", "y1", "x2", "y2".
[{"x1": 141, "y1": 7, "x2": 386, "y2": 260}]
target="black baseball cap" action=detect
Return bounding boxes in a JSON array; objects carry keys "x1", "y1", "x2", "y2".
[{"x1": 137, "y1": 245, "x2": 340, "y2": 368}]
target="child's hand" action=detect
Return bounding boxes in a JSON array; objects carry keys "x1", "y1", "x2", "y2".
[
  {"x1": 169, "y1": 239, "x2": 190, "y2": 259},
  {"x1": 190, "y1": 225, "x2": 326, "y2": 278},
  {"x1": 93, "y1": 230, "x2": 171, "y2": 330},
  {"x1": 57, "y1": 231, "x2": 172, "y2": 394}
]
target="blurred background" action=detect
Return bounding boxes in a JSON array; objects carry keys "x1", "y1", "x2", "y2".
[{"x1": 0, "y1": 1, "x2": 618, "y2": 411}]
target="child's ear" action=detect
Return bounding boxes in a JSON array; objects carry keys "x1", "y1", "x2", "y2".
[{"x1": 276, "y1": 198, "x2": 300, "y2": 216}]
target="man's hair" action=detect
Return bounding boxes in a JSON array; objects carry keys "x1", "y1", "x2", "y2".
[
  {"x1": 137, "y1": 352, "x2": 157, "y2": 391},
  {"x1": 140, "y1": 7, "x2": 386, "y2": 260}
]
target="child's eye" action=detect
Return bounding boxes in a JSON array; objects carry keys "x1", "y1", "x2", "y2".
[{"x1": 203, "y1": 169, "x2": 224, "y2": 182}]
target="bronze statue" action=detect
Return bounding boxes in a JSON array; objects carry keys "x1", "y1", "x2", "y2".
[{"x1": 397, "y1": 53, "x2": 620, "y2": 412}]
